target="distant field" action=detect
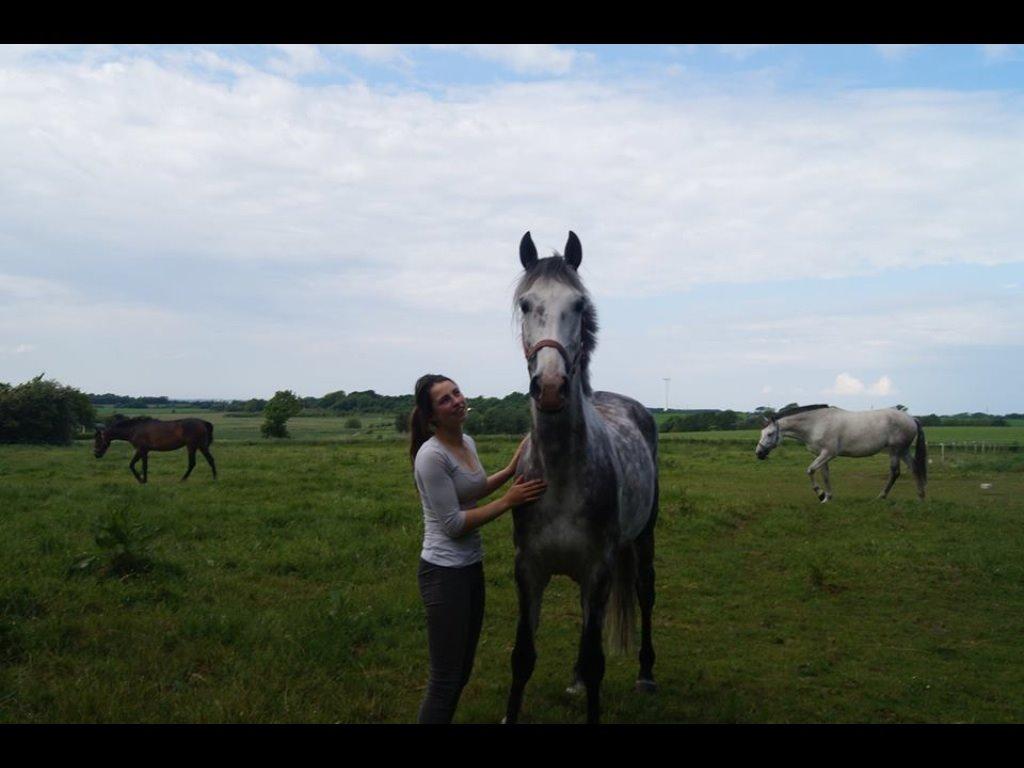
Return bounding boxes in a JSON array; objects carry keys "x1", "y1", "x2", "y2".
[
  {"x1": 2, "y1": 432, "x2": 1023, "y2": 723},
  {"x1": 93, "y1": 406, "x2": 398, "y2": 442}
]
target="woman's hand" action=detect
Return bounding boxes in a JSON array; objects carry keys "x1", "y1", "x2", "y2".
[
  {"x1": 507, "y1": 435, "x2": 529, "y2": 474},
  {"x1": 504, "y1": 475, "x2": 547, "y2": 508}
]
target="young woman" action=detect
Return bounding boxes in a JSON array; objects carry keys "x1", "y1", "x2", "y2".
[{"x1": 409, "y1": 373, "x2": 546, "y2": 724}]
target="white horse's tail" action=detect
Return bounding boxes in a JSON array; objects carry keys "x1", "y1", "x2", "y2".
[
  {"x1": 606, "y1": 543, "x2": 637, "y2": 653},
  {"x1": 914, "y1": 418, "x2": 928, "y2": 485}
]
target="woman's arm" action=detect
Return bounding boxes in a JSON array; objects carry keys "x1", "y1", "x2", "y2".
[
  {"x1": 480, "y1": 435, "x2": 529, "y2": 497},
  {"x1": 459, "y1": 476, "x2": 547, "y2": 535}
]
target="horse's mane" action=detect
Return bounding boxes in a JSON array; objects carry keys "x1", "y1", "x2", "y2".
[
  {"x1": 109, "y1": 414, "x2": 157, "y2": 427},
  {"x1": 775, "y1": 403, "x2": 830, "y2": 420},
  {"x1": 513, "y1": 254, "x2": 599, "y2": 396}
]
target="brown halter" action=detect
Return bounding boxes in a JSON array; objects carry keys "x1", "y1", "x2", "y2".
[{"x1": 523, "y1": 338, "x2": 580, "y2": 375}]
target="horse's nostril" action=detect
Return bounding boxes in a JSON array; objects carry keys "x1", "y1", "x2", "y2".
[{"x1": 529, "y1": 376, "x2": 541, "y2": 400}]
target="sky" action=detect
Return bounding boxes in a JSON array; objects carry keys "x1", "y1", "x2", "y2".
[{"x1": 1, "y1": 44, "x2": 1023, "y2": 413}]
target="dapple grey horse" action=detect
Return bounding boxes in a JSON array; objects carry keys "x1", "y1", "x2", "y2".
[
  {"x1": 504, "y1": 231, "x2": 659, "y2": 725},
  {"x1": 755, "y1": 404, "x2": 927, "y2": 502}
]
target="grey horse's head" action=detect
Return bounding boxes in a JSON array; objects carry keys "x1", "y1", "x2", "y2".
[
  {"x1": 755, "y1": 417, "x2": 781, "y2": 460},
  {"x1": 514, "y1": 231, "x2": 597, "y2": 413}
]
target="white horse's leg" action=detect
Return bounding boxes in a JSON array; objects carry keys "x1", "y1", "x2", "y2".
[
  {"x1": 806, "y1": 450, "x2": 832, "y2": 502},
  {"x1": 821, "y1": 463, "x2": 833, "y2": 502},
  {"x1": 878, "y1": 451, "x2": 901, "y2": 499}
]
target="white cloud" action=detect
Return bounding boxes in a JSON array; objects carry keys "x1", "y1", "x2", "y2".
[
  {"x1": 828, "y1": 372, "x2": 865, "y2": 395},
  {"x1": 0, "y1": 343, "x2": 34, "y2": 356},
  {"x1": 2, "y1": 47, "x2": 1023, "y2": 408},
  {"x1": 868, "y1": 375, "x2": 893, "y2": 396},
  {"x1": 331, "y1": 44, "x2": 410, "y2": 65},
  {"x1": 824, "y1": 373, "x2": 895, "y2": 397},
  {"x1": 718, "y1": 45, "x2": 774, "y2": 60},
  {"x1": 875, "y1": 45, "x2": 925, "y2": 61},
  {"x1": 4, "y1": 55, "x2": 1024, "y2": 312},
  {"x1": 980, "y1": 45, "x2": 1022, "y2": 62},
  {"x1": 433, "y1": 44, "x2": 580, "y2": 75},
  {"x1": 266, "y1": 45, "x2": 331, "y2": 77}
]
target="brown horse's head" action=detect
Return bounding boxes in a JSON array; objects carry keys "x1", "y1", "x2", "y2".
[{"x1": 93, "y1": 425, "x2": 111, "y2": 458}]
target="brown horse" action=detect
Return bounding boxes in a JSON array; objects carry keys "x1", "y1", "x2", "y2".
[{"x1": 94, "y1": 415, "x2": 217, "y2": 484}]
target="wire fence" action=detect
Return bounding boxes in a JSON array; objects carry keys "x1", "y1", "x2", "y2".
[{"x1": 936, "y1": 441, "x2": 1021, "y2": 462}]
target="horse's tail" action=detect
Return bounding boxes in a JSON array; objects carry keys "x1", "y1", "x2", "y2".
[
  {"x1": 204, "y1": 421, "x2": 215, "y2": 446},
  {"x1": 914, "y1": 418, "x2": 927, "y2": 484},
  {"x1": 606, "y1": 543, "x2": 637, "y2": 654}
]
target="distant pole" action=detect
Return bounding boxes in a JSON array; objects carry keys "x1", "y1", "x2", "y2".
[{"x1": 663, "y1": 378, "x2": 671, "y2": 412}]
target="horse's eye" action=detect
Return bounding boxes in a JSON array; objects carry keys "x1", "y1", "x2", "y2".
[
  {"x1": 519, "y1": 299, "x2": 531, "y2": 313},
  {"x1": 573, "y1": 299, "x2": 585, "y2": 313}
]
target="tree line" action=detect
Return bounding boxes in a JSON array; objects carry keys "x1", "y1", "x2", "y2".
[{"x1": 3, "y1": 374, "x2": 1022, "y2": 444}]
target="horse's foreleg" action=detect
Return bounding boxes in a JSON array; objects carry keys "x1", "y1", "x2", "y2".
[
  {"x1": 129, "y1": 450, "x2": 145, "y2": 484},
  {"x1": 806, "y1": 450, "x2": 832, "y2": 502},
  {"x1": 821, "y1": 463, "x2": 833, "y2": 502},
  {"x1": 579, "y1": 565, "x2": 612, "y2": 724},
  {"x1": 181, "y1": 448, "x2": 197, "y2": 482},
  {"x1": 141, "y1": 451, "x2": 149, "y2": 484},
  {"x1": 879, "y1": 452, "x2": 901, "y2": 499},
  {"x1": 635, "y1": 527, "x2": 657, "y2": 692},
  {"x1": 504, "y1": 564, "x2": 548, "y2": 724},
  {"x1": 200, "y1": 446, "x2": 217, "y2": 479}
]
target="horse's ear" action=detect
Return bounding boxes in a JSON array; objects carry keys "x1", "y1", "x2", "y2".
[
  {"x1": 520, "y1": 231, "x2": 538, "y2": 270},
  {"x1": 762, "y1": 416, "x2": 771, "y2": 426},
  {"x1": 564, "y1": 231, "x2": 582, "y2": 269}
]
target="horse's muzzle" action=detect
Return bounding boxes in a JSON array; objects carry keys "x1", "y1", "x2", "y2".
[{"x1": 531, "y1": 374, "x2": 568, "y2": 412}]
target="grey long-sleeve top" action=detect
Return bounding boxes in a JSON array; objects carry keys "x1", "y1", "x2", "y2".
[{"x1": 414, "y1": 435, "x2": 488, "y2": 567}]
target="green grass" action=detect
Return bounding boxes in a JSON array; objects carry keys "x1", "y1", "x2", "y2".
[{"x1": 2, "y1": 434, "x2": 1023, "y2": 723}]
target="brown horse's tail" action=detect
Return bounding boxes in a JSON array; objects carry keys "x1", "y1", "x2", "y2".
[
  {"x1": 204, "y1": 421, "x2": 215, "y2": 446},
  {"x1": 605, "y1": 542, "x2": 637, "y2": 654}
]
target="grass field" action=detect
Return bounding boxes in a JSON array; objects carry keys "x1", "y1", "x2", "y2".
[{"x1": 2, "y1": 429, "x2": 1023, "y2": 723}]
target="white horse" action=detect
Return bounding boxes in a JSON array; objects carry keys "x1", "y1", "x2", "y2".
[{"x1": 755, "y1": 405, "x2": 927, "y2": 502}]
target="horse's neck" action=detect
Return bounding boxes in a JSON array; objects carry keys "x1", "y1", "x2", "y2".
[
  {"x1": 530, "y1": 386, "x2": 593, "y2": 482},
  {"x1": 780, "y1": 412, "x2": 821, "y2": 443},
  {"x1": 109, "y1": 424, "x2": 137, "y2": 441}
]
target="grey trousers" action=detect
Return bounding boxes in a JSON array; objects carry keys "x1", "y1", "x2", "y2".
[{"x1": 417, "y1": 558, "x2": 485, "y2": 724}]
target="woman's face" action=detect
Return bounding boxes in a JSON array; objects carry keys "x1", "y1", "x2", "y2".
[{"x1": 429, "y1": 379, "x2": 467, "y2": 429}]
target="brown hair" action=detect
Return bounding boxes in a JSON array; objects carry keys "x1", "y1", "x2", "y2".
[{"x1": 409, "y1": 374, "x2": 453, "y2": 466}]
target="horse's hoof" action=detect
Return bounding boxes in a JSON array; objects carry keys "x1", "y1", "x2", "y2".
[
  {"x1": 500, "y1": 716, "x2": 507, "y2": 725},
  {"x1": 565, "y1": 681, "x2": 585, "y2": 696},
  {"x1": 635, "y1": 679, "x2": 658, "y2": 694}
]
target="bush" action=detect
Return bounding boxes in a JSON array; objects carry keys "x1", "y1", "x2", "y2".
[
  {"x1": 344, "y1": 416, "x2": 362, "y2": 429},
  {"x1": 0, "y1": 374, "x2": 96, "y2": 444},
  {"x1": 261, "y1": 390, "x2": 302, "y2": 438},
  {"x1": 394, "y1": 411, "x2": 410, "y2": 433}
]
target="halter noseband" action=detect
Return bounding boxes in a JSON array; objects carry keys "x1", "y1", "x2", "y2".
[{"x1": 523, "y1": 338, "x2": 580, "y2": 375}]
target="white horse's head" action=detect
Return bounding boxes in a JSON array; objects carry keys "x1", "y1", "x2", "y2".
[
  {"x1": 514, "y1": 231, "x2": 597, "y2": 413},
  {"x1": 755, "y1": 417, "x2": 781, "y2": 460}
]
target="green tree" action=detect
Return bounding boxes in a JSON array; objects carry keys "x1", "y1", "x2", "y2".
[
  {"x1": 0, "y1": 374, "x2": 96, "y2": 444},
  {"x1": 261, "y1": 390, "x2": 302, "y2": 438}
]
